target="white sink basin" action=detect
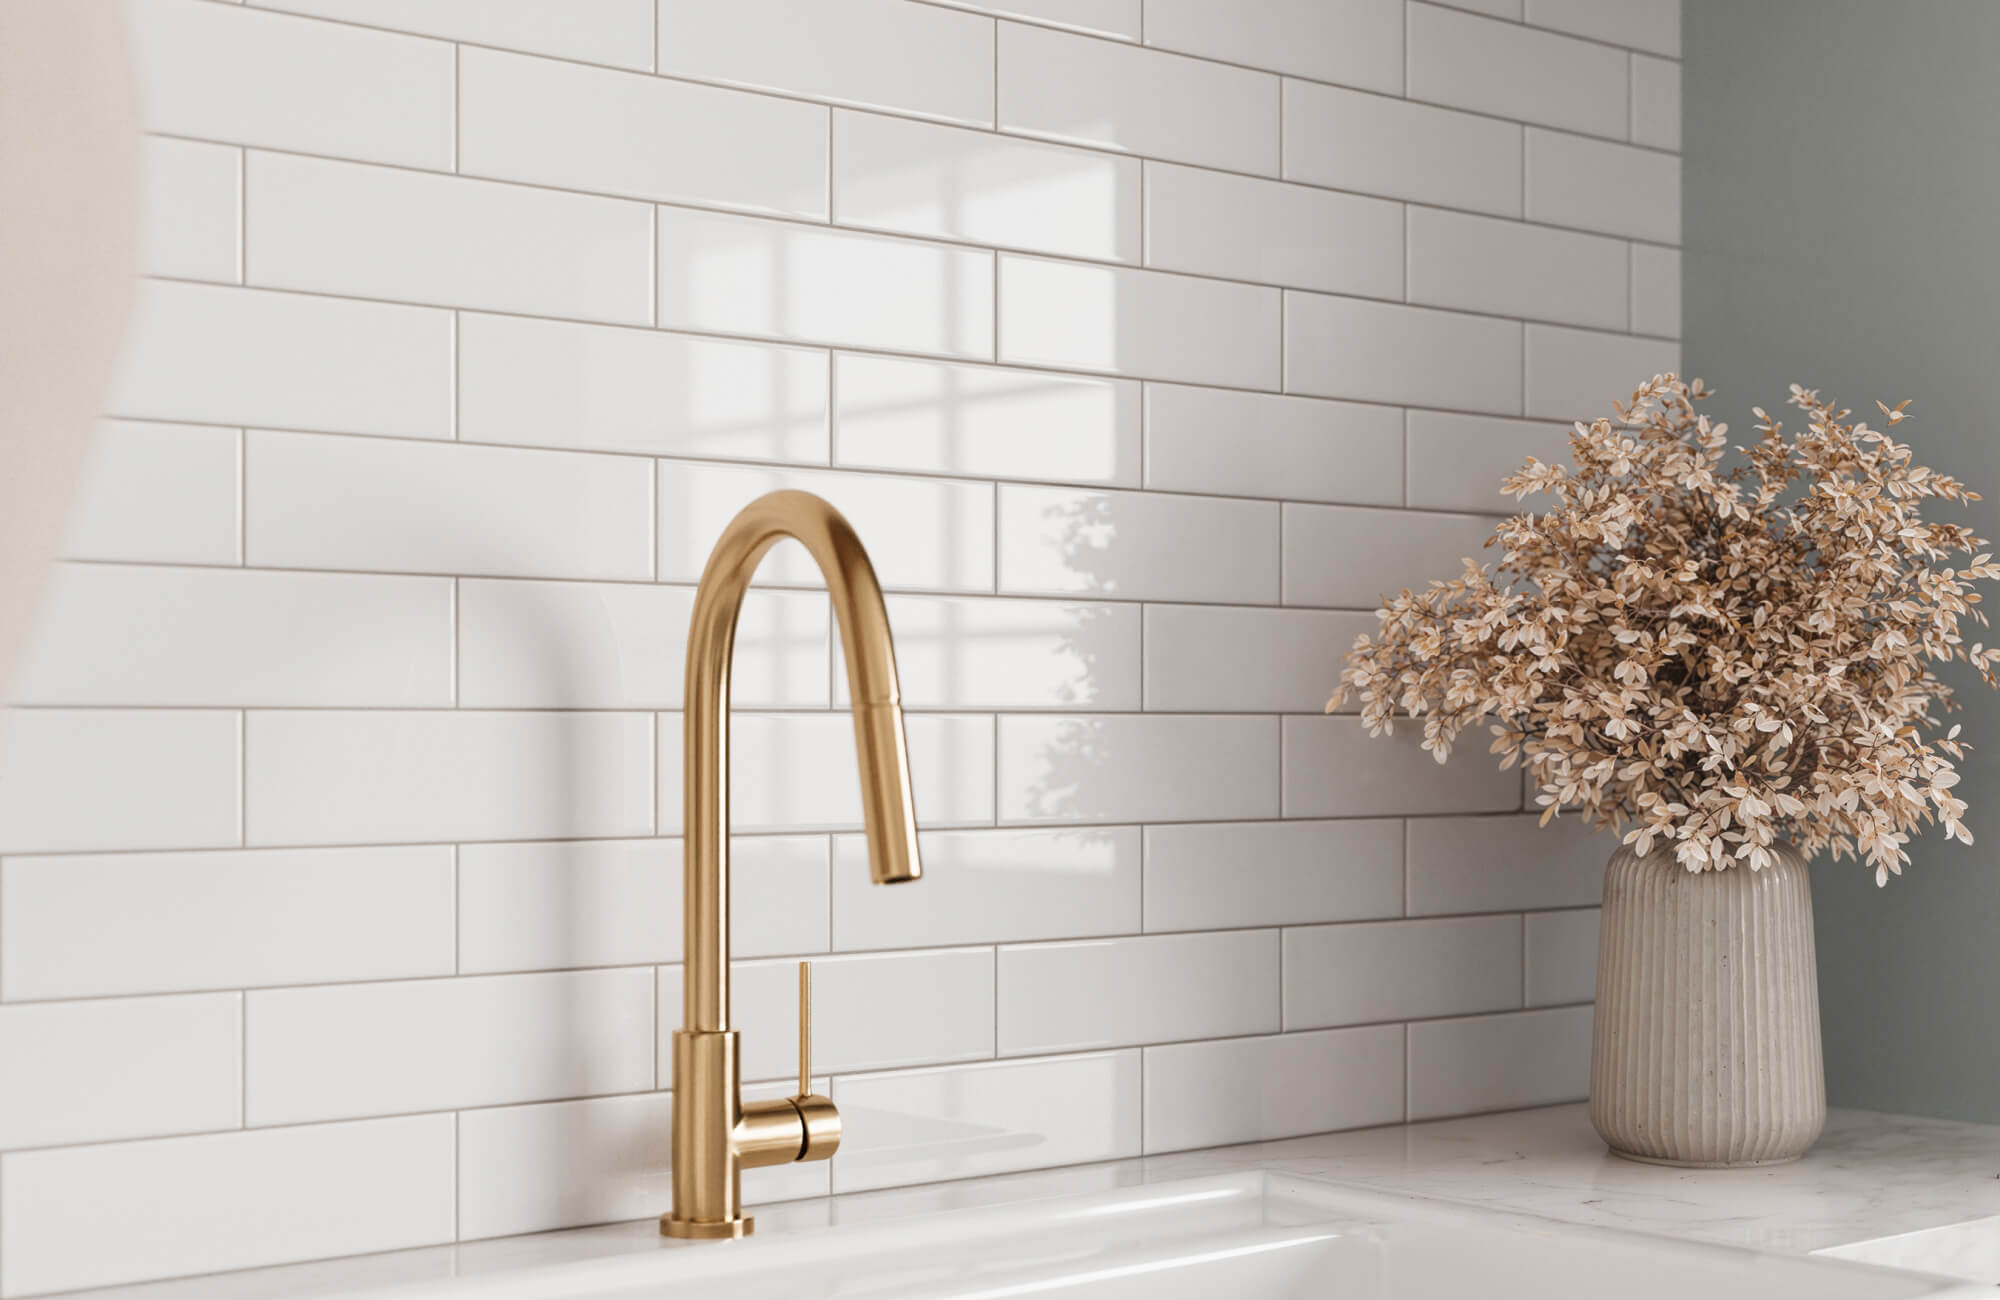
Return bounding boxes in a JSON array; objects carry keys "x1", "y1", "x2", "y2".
[
  {"x1": 1819, "y1": 1216, "x2": 2000, "y2": 1285},
  {"x1": 323, "y1": 1172, "x2": 1986, "y2": 1300}
]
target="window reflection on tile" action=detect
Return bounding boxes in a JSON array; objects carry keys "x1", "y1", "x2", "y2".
[
  {"x1": 998, "y1": 714, "x2": 1279, "y2": 824},
  {"x1": 835, "y1": 595, "x2": 1140, "y2": 711}
]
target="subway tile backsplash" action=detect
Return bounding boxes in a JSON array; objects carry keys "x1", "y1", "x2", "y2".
[{"x1": 0, "y1": 0, "x2": 1675, "y2": 1288}]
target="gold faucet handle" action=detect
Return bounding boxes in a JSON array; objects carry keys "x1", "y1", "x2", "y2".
[
  {"x1": 793, "y1": 960, "x2": 841, "y2": 1161},
  {"x1": 796, "y1": 960, "x2": 812, "y2": 1099}
]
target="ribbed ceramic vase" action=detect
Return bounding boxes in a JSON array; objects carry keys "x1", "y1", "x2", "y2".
[{"x1": 1589, "y1": 841, "x2": 1825, "y2": 1167}]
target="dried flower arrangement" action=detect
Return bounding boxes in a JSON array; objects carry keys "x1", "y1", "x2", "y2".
[{"x1": 1331, "y1": 376, "x2": 2000, "y2": 884}]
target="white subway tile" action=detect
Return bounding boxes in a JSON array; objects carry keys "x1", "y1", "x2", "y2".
[
  {"x1": 246, "y1": 432, "x2": 653, "y2": 580},
  {"x1": 1000, "y1": 23, "x2": 1279, "y2": 174},
  {"x1": 935, "y1": 0, "x2": 1140, "y2": 40},
  {"x1": 658, "y1": 0, "x2": 995, "y2": 126},
  {"x1": 998, "y1": 483, "x2": 1279, "y2": 603},
  {"x1": 111, "y1": 281, "x2": 452, "y2": 437},
  {"x1": 999, "y1": 256, "x2": 1281, "y2": 389},
  {"x1": 1143, "y1": 605, "x2": 1372, "y2": 713},
  {"x1": 1283, "y1": 80, "x2": 1522, "y2": 218},
  {"x1": 1524, "y1": 324, "x2": 1681, "y2": 421},
  {"x1": 1144, "y1": 163, "x2": 1403, "y2": 299},
  {"x1": 1284, "y1": 915, "x2": 1522, "y2": 1029},
  {"x1": 0, "y1": 995, "x2": 240, "y2": 1150},
  {"x1": 128, "y1": 0, "x2": 454, "y2": 169},
  {"x1": 13, "y1": 565, "x2": 452, "y2": 707},
  {"x1": 0, "y1": 710, "x2": 239, "y2": 854},
  {"x1": 657, "y1": 460, "x2": 994, "y2": 593},
  {"x1": 1284, "y1": 294, "x2": 1522, "y2": 413},
  {"x1": 1631, "y1": 243, "x2": 1682, "y2": 338},
  {"x1": 1526, "y1": 909, "x2": 1600, "y2": 1006},
  {"x1": 660, "y1": 948, "x2": 993, "y2": 1080},
  {"x1": 460, "y1": 314, "x2": 828, "y2": 462},
  {"x1": 63, "y1": 421, "x2": 240, "y2": 565},
  {"x1": 1405, "y1": 813, "x2": 1610, "y2": 914},
  {"x1": 1143, "y1": 385, "x2": 1403, "y2": 506},
  {"x1": 246, "y1": 711, "x2": 654, "y2": 845},
  {"x1": 831, "y1": 1050, "x2": 1141, "y2": 1192},
  {"x1": 835, "y1": 112, "x2": 1140, "y2": 263},
  {"x1": 1525, "y1": 0, "x2": 1680, "y2": 56},
  {"x1": 659, "y1": 712, "x2": 994, "y2": 833},
  {"x1": 1435, "y1": 0, "x2": 1522, "y2": 17},
  {"x1": 999, "y1": 930, "x2": 1278, "y2": 1054},
  {"x1": 1409, "y1": 3, "x2": 1627, "y2": 138},
  {"x1": 1406, "y1": 1003, "x2": 1593, "y2": 1119},
  {"x1": 1281, "y1": 717, "x2": 1521, "y2": 817},
  {"x1": 1000, "y1": 714, "x2": 1280, "y2": 825},
  {"x1": 1282, "y1": 502, "x2": 1498, "y2": 608},
  {"x1": 1404, "y1": 411, "x2": 1575, "y2": 514},
  {"x1": 246, "y1": 153, "x2": 653, "y2": 324},
  {"x1": 460, "y1": 48, "x2": 827, "y2": 219},
  {"x1": 246, "y1": 968, "x2": 654, "y2": 1125},
  {"x1": 833, "y1": 826, "x2": 1141, "y2": 950},
  {"x1": 458, "y1": 580, "x2": 829, "y2": 710},
  {"x1": 834, "y1": 354, "x2": 1141, "y2": 487},
  {"x1": 1143, "y1": 1024, "x2": 1404, "y2": 1153},
  {"x1": 1407, "y1": 207, "x2": 1628, "y2": 330},
  {"x1": 835, "y1": 594, "x2": 1138, "y2": 712},
  {"x1": 1526, "y1": 128, "x2": 1681, "y2": 243},
  {"x1": 249, "y1": 0, "x2": 655, "y2": 69},
  {"x1": 0, "y1": 846, "x2": 453, "y2": 1000},
  {"x1": 657, "y1": 206, "x2": 995, "y2": 359},
  {"x1": 1631, "y1": 54, "x2": 1681, "y2": 150},
  {"x1": 458, "y1": 835, "x2": 828, "y2": 974},
  {"x1": 1143, "y1": 0, "x2": 1403, "y2": 93},
  {"x1": 140, "y1": 136, "x2": 239, "y2": 282},
  {"x1": 0, "y1": 1116, "x2": 454, "y2": 1296},
  {"x1": 1144, "y1": 819, "x2": 1404, "y2": 932}
]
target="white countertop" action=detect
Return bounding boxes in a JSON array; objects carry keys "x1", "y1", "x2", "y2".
[{"x1": 67, "y1": 1104, "x2": 2000, "y2": 1299}]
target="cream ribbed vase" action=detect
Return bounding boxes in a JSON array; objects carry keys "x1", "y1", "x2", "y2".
[{"x1": 1589, "y1": 842, "x2": 1825, "y2": 1167}]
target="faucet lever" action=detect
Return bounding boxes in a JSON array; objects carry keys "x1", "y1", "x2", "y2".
[{"x1": 797, "y1": 960, "x2": 812, "y2": 1100}]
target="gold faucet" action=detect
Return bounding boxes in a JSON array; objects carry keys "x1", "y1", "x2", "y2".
[{"x1": 662, "y1": 490, "x2": 923, "y2": 1240}]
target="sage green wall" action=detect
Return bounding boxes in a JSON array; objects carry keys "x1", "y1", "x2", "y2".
[{"x1": 1684, "y1": 0, "x2": 2000, "y2": 1120}]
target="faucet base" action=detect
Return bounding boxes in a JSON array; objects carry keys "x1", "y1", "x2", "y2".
[{"x1": 661, "y1": 1214, "x2": 753, "y2": 1240}]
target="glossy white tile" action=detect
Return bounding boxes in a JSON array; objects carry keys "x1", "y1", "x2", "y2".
[
  {"x1": 458, "y1": 580, "x2": 829, "y2": 709},
  {"x1": 1282, "y1": 80, "x2": 1523, "y2": 218},
  {"x1": 835, "y1": 112, "x2": 1140, "y2": 263},
  {"x1": 1407, "y1": 206, "x2": 1628, "y2": 329},
  {"x1": 998, "y1": 21, "x2": 1280, "y2": 174},
  {"x1": 1524, "y1": 324, "x2": 1681, "y2": 420},
  {"x1": 1526, "y1": 128, "x2": 1681, "y2": 243},
  {"x1": 1406, "y1": 1003, "x2": 1593, "y2": 1119},
  {"x1": 245, "y1": 710, "x2": 654, "y2": 845},
  {"x1": 1406, "y1": 813, "x2": 1610, "y2": 914},
  {"x1": 1409, "y1": 3, "x2": 1627, "y2": 138},
  {"x1": 1284, "y1": 294, "x2": 1522, "y2": 413},
  {"x1": 1403, "y1": 411, "x2": 1575, "y2": 514},
  {"x1": 460, "y1": 48, "x2": 827, "y2": 219},
  {"x1": 13, "y1": 565, "x2": 452, "y2": 707},
  {"x1": 1282, "y1": 502, "x2": 1499, "y2": 608},
  {"x1": 246, "y1": 968, "x2": 655, "y2": 1124},
  {"x1": 1284, "y1": 915, "x2": 1522, "y2": 1029},
  {"x1": 836, "y1": 594, "x2": 1139, "y2": 712},
  {"x1": 833, "y1": 353, "x2": 1141, "y2": 486},
  {"x1": 458, "y1": 835, "x2": 828, "y2": 974},
  {"x1": 997, "y1": 483, "x2": 1279, "y2": 603},
  {"x1": 1281, "y1": 716, "x2": 1522, "y2": 817},
  {"x1": 832, "y1": 826, "x2": 1140, "y2": 950},
  {"x1": 1143, "y1": 385, "x2": 1403, "y2": 506},
  {"x1": 128, "y1": 0, "x2": 454, "y2": 169},
  {"x1": 249, "y1": 0, "x2": 656, "y2": 68},
  {"x1": 934, "y1": 0, "x2": 1139, "y2": 40},
  {"x1": 110, "y1": 281, "x2": 452, "y2": 436},
  {"x1": 140, "y1": 136, "x2": 239, "y2": 282},
  {"x1": 831, "y1": 1050, "x2": 1141, "y2": 1192},
  {"x1": 62, "y1": 421, "x2": 240, "y2": 565},
  {"x1": 1630, "y1": 53, "x2": 1682, "y2": 150},
  {"x1": 1142, "y1": 1023, "x2": 1405, "y2": 1153},
  {"x1": 657, "y1": 206, "x2": 995, "y2": 359},
  {"x1": 1435, "y1": 0, "x2": 1523, "y2": 17},
  {"x1": 998, "y1": 255, "x2": 1281, "y2": 388},
  {"x1": 1524, "y1": 0, "x2": 1680, "y2": 56},
  {"x1": 1143, "y1": 0, "x2": 1403, "y2": 93},
  {"x1": 1143, "y1": 818, "x2": 1404, "y2": 932},
  {"x1": 1143, "y1": 605, "x2": 1373, "y2": 712},
  {"x1": 0, "y1": 995, "x2": 240, "y2": 1150},
  {"x1": 657, "y1": 0, "x2": 995, "y2": 126},
  {"x1": 246, "y1": 152, "x2": 653, "y2": 324},
  {"x1": 246, "y1": 431, "x2": 654, "y2": 580},
  {"x1": 0, "y1": 846, "x2": 453, "y2": 1000},
  {"x1": 657, "y1": 460, "x2": 995, "y2": 593},
  {"x1": 460, "y1": 314, "x2": 828, "y2": 462},
  {"x1": 1631, "y1": 243, "x2": 1682, "y2": 337},
  {"x1": 998, "y1": 930, "x2": 1278, "y2": 1054},
  {"x1": 1143, "y1": 162, "x2": 1403, "y2": 299},
  {"x1": 1527, "y1": 909, "x2": 1600, "y2": 1006},
  {"x1": 999, "y1": 714, "x2": 1280, "y2": 824},
  {"x1": 0, "y1": 1116, "x2": 454, "y2": 1296},
  {"x1": 0, "y1": 710, "x2": 239, "y2": 854}
]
